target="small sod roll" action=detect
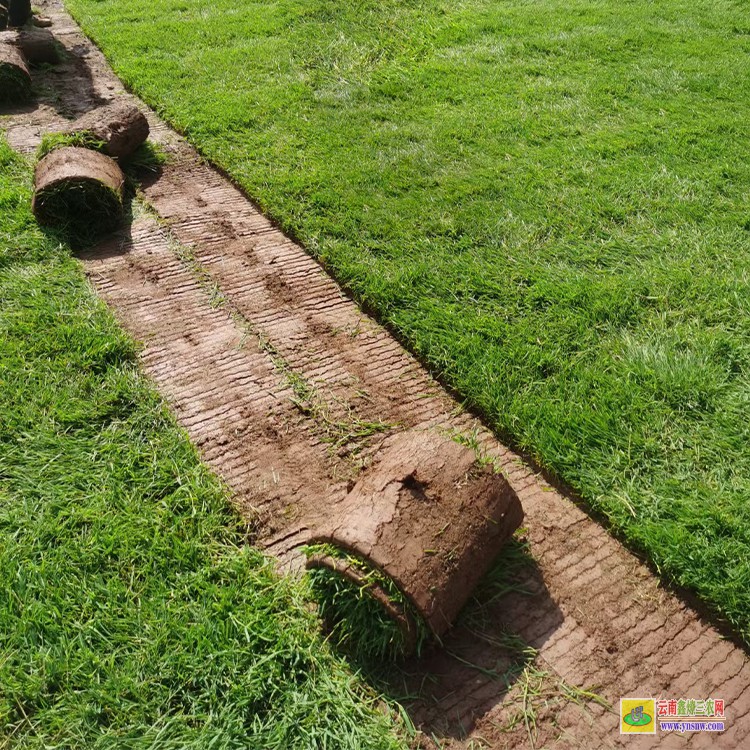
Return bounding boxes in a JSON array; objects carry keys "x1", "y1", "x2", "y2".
[
  {"x1": 63, "y1": 102, "x2": 150, "y2": 160},
  {"x1": 0, "y1": 41, "x2": 31, "y2": 102},
  {"x1": 0, "y1": 28, "x2": 61, "y2": 64},
  {"x1": 33, "y1": 147, "x2": 125, "y2": 245}
]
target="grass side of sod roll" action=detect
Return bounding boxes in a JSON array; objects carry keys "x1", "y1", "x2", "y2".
[
  {"x1": 64, "y1": 0, "x2": 750, "y2": 641},
  {"x1": 304, "y1": 544, "x2": 431, "y2": 663},
  {"x1": 32, "y1": 177, "x2": 124, "y2": 245},
  {"x1": 0, "y1": 137, "x2": 406, "y2": 749},
  {"x1": 0, "y1": 56, "x2": 31, "y2": 102}
]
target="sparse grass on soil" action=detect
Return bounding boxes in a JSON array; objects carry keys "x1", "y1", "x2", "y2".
[
  {"x1": 65, "y1": 0, "x2": 750, "y2": 640},
  {"x1": 0, "y1": 137, "x2": 406, "y2": 749}
]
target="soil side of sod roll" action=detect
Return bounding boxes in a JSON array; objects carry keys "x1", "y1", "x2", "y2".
[
  {"x1": 0, "y1": 41, "x2": 31, "y2": 101},
  {"x1": 306, "y1": 431, "x2": 524, "y2": 641},
  {"x1": 0, "y1": 28, "x2": 60, "y2": 64},
  {"x1": 64, "y1": 102, "x2": 150, "y2": 160},
  {"x1": 33, "y1": 146, "x2": 125, "y2": 245}
]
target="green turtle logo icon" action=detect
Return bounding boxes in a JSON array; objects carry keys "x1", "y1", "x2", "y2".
[{"x1": 623, "y1": 705, "x2": 652, "y2": 727}]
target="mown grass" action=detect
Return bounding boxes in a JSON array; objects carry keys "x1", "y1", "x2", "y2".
[
  {"x1": 0, "y1": 137, "x2": 405, "y2": 749},
  {"x1": 63, "y1": 0, "x2": 750, "y2": 638}
]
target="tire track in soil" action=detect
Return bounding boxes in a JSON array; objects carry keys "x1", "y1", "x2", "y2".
[{"x1": 2, "y1": 2, "x2": 749, "y2": 747}]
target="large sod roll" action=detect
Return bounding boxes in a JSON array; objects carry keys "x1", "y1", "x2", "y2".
[
  {"x1": 63, "y1": 102, "x2": 150, "y2": 160},
  {"x1": 33, "y1": 147, "x2": 125, "y2": 244},
  {"x1": 0, "y1": 40, "x2": 31, "y2": 102},
  {"x1": 304, "y1": 430, "x2": 524, "y2": 660},
  {"x1": 0, "y1": 28, "x2": 60, "y2": 64}
]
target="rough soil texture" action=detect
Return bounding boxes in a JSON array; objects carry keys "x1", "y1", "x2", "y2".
[
  {"x1": 309, "y1": 431, "x2": 524, "y2": 637},
  {"x1": 3, "y1": 2, "x2": 750, "y2": 747}
]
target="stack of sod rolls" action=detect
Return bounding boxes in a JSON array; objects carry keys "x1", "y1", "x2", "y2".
[{"x1": 32, "y1": 102, "x2": 150, "y2": 246}]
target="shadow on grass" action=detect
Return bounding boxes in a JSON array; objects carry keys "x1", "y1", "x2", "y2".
[{"x1": 328, "y1": 537, "x2": 563, "y2": 743}]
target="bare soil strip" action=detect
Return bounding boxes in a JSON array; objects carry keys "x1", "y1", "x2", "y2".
[{"x1": 3, "y1": 2, "x2": 749, "y2": 746}]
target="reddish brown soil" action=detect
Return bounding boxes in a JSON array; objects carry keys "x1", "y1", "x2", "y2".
[{"x1": 2, "y1": 2, "x2": 749, "y2": 747}]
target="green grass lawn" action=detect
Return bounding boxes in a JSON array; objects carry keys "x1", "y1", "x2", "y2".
[
  {"x1": 64, "y1": 0, "x2": 750, "y2": 640},
  {"x1": 0, "y1": 138, "x2": 406, "y2": 748}
]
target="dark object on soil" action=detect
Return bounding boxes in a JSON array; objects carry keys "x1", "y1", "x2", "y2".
[
  {"x1": 8, "y1": 0, "x2": 30, "y2": 28},
  {"x1": 0, "y1": 28, "x2": 60, "y2": 64},
  {"x1": 305, "y1": 430, "x2": 524, "y2": 646},
  {"x1": 64, "y1": 102, "x2": 150, "y2": 160},
  {"x1": 0, "y1": 40, "x2": 31, "y2": 101},
  {"x1": 33, "y1": 147, "x2": 125, "y2": 244},
  {"x1": 0, "y1": 1, "x2": 8, "y2": 32}
]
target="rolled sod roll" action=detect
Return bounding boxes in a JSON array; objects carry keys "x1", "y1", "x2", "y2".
[
  {"x1": 33, "y1": 147, "x2": 125, "y2": 243},
  {"x1": 304, "y1": 430, "x2": 524, "y2": 658},
  {"x1": 64, "y1": 102, "x2": 150, "y2": 160},
  {"x1": 0, "y1": 28, "x2": 60, "y2": 64},
  {"x1": 0, "y1": 41, "x2": 31, "y2": 102}
]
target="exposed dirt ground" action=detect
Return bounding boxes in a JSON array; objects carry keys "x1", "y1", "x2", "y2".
[{"x1": 3, "y1": 2, "x2": 750, "y2": 746}]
